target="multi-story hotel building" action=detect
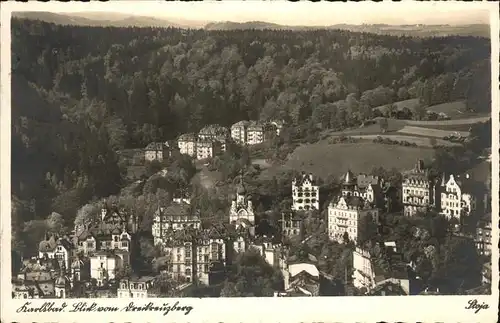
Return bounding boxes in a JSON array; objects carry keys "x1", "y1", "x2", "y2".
[
  {"x1": 439, "y1": 173, "x2": 476, "y2": 219},
  {"x1": 196, "y1": 139, "x2": 221, "y2": 160},
  {"x1": 231, "y1": 120, "x2": 250, "y2": 145},
  {"x1": 402, "y1": 159, "x2": 438, "y2": 216},
  {"x1": 144, "y1": 142, "x2": 170, "y2": 162},
  {"x1": 177, "y1": 133, "x2": 197, "y2": 157},
  {"x1": 341, "y1": 171, "x2": 383, "y2": 206},
  {"x1": 476, "y1": 214, "x2": 492, "y2": 256},
  {"x1": 280, "y1": 212, "x2": 303, "y2": 238},
  {"x1": 152, "y1": 202, "x2": 201, "y2": 246},
  {"x1": 327, "y1": 196, "x2": 379, "y2": 243},
  {"x1": 292, "y1": 173, "x2": 320, "y2": 211},
  {"x1": 247, "y1": 121, "x2": 264, "y2": 145},
  {"x1": 198, "y1": 124, "x2": 229, "y2": 151}
]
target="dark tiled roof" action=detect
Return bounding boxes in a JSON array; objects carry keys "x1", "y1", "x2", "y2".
[{"x1": 145, "y1": 142, "x2": 168, "y2": 150}]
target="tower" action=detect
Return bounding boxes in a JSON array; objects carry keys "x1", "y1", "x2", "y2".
[{"x1": 54, "y1": 267, "x2": 70, "y2": 298}]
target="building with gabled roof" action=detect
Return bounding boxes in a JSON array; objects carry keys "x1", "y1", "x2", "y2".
[
  {"x1": 145, "y1": 142, "x2": 170, "y2": 162},
  {"x1": 341, "y1": 170, "x2": 384, "y2": 207},
  {"x1": 292, "y1": 173, "x2": 320, "y2": 211},
  {"x1": 178, "y1": 133, "x2": 198, "y2": 157},
  {"x1": 152, "y1": 202, "x2": 201, "y2": 246},
  {"x1": 440, "y1": 173, "x2": 477, "y2": 219},
  {"x1": 327, "y1": 195, "x2": 379, "y2": 243},
  {"x1": 402, "y1": 159, "x2": 439, "y2": 216},
  {"x1": 198, "y1": 124, "x2": 229, "y2": 151}
]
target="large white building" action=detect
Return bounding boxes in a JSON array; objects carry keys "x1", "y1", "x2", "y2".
[
  {"x1": 89, "y1": 250, "x2": 129, "y2": 286},
  {"x1": 292, "y1": 173, "x2": 320, "y2": 211},
  {"x1": 247, "y1": 121, "x2": 264, "y2": 145},
  {"x1": 229, "y1": 178, "x2": 255, "y2": 228},
  {"x1": 327, "y1": 196, "x2": 379, "y2": 243},
  {"x1": 162, "y1": 231, "x2": 226, "y2": 285},
  {"x1": 231, "y1": 120, "x2": 250, "y2": 145},
  {"x1": 117, "y1": 277, "x2": 155, "y2": 298},
  {"x1": 178, "y1": 133, "x2": 197, "y2": 157},
  {"x1": 196, "y1": 139, "x2": 221, "y2": 160},
  {"x1": 439, "y1": 173, "x2": 476, "y2": 219},
  {"x1": 402, "y1": 160, "x2": 438, "y2": 216}
]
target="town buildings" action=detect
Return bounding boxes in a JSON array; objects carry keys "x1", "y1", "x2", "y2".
[
  {"x1": 327, "y1": 196, "x2": 379, "y2": 243},
  {"x1": 231, "y1": 120, "x2": 273, "y2": 145},
  {"x1": 230, "y1": 120, "x2": 250, "y2": 145},
  {"x1": 247, "y1": 121, "x2": 265, "y2": 145},
  {"x1": 196, "y1": 139, "x2": 221, "y2": 160},
  {"x1": 352, "y1": 242, "x2": 410, "y2": 295},
  {"x1": 117, "y1": 277, "x2": 156, "y2": 298},
  {"x1": 440, "y1": 173, "x2": 476, "y2": 219},
  {"x1": 476, "y1": 214, "x2": 492, "y2": 256},
  {"x1": 152, "y1": 202, "x2": 201, "y2": 246},
  {"x1": 144, "y1": 142, "x2": 170, "y2": 162},
  {"x1": 291, "y1": 173, "x2": 320, "y2": 211},
  {"x1": 38, "y1": 235, "x2": 73, "y2": 271},
  {"x1": 177, "y1": 133, "x2": 198, "y2": 157},
  {"x1": 280, "y1": 212, "x2": 303, "y2": 238},
  {"x1": 198, "y1": 124, "x2": 229, "y2": 151},
  {"x1": 402, "y1": 159, "x2": 438, "y2": 216},
  {"x1": 341, "y1": 171, "x2": 383, "y2": 206}
]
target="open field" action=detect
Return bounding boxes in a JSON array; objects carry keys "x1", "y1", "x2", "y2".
[
  {"x1": 374, "y1": 99, "x2": 420, "y2": 114},
  {"x1": 397, "y1": 126, "x2": 469, "y2": 138},
  {"x1": 406, "y1": 116, "x2": 490, "y2": 126},
  {"x1": 327, "y1": 119, "x2": 406, "y2": 136},
  {"x1": 426, "y1": 101, "x2": 466, "y2": 118},
  {"x1": 259, "y1": 142, "x2": 435, "y2": 180},
  {"x1": 348, "y1": 135, "x2": 461, "y2": 147}
]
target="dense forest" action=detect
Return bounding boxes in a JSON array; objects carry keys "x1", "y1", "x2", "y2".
[{"x1": 11, "y1": 18, "x2": 491, "y2": 255}]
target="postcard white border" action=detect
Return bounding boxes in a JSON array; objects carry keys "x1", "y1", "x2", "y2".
[{"x1": 1, "y1": 1, "x2": 499, "y2": 322}]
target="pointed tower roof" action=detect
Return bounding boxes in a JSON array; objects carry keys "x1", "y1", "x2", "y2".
[
  {"x1": 344, "y1": 170, "x2": 355, "y2": 184},
  {"x1": 236, "y1": 174, "x2": 246, "y2": 195}
]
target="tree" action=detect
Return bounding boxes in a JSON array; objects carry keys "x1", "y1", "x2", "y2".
[
  {"x1": 46, "y1": 212, "x2": 65, "y2": 235},
  {"x1": 378, "y1": 118, "x2": 389, "y2": 133},
  {"x1": 74, "y1": 203, "x2": 100, "y2": 233}
]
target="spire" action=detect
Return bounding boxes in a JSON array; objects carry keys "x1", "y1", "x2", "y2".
[{"x1": 344, "y1": 170, "x2": 355, "y2": 184}]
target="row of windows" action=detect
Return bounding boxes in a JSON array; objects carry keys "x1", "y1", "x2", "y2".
[{"x1": 404, "y1": 189, "x2": 429, "y2": 196}]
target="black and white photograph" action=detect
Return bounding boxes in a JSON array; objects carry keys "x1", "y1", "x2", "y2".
[{"x1": 1, "y1": 1, "x2": 498, "y2": 322}]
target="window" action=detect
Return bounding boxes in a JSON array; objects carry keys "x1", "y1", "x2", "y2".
[{"x1": 185, "y1": 248, "x2": 191, "y2": 258}]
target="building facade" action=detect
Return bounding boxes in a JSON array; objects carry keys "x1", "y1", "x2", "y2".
[
  {"x1": 292, "y1": 173, "x2": 320, "y2": 211},
  {"x1": 280, "y1": 212, "x2": 303, "y2": 238},
  {"x1": 341, "y1": 171, "x2": 383, "y2": 206},
  {"x1": 198, "y1": 124, "x2": 229, "y2": 152},
  {"x1": 152, "y1": 202, "x2": 201, "y2": 246},
  {"x1": 402, "y1": 160, "x2": 438, "y2": 216},
  {"x1": 178, "y1": 133, "x2": 198, "y2": 157},
  {"x1": 440, "y1": 174, "x2": 476, "y2": 219},
  {"x1": 117, "y1": 277, "x2": 155, "y2": 298},
  {"x1": 231, "y1": 120, "x2": 250, "y2": 145},
  {"x1": 327, "y1": 196, "x2": 379, "y2": 243},
  {"x1": 196, "y1": 139, "x2": 221, "y2": 160},
  {"x1": 145, "y1": 142, "x2": 170, "y2": 162},
  {"x1": 247, "y1": 121, "x2": 264, "y2": 145},
  {"x1": 229, "y1": 179, "x2": 255, "y2": 227},
  {"x1": 476, "y1": 214, "x2": 492, "y2": 256}
]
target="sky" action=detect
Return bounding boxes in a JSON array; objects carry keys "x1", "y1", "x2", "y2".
[{"x1": 13, "y1": 0, "x2": 493, "y2": 26}]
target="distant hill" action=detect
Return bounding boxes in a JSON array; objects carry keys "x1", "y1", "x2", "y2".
[
  {"x1": 12, "y1": 12, "x2": 489, "y2": 37},
  {"x1": 12, "y1": 12, "x2": 191, "y2": 29},
  {"x1": 206, "y1": 21, "x2": 490, "y2": 38}
]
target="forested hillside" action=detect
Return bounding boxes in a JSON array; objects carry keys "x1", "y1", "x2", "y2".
[{"x1": 11, "y1": 18, "x2": 491, "y2": 250}]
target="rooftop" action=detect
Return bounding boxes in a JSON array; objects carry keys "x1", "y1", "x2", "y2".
[{"x1": 145, "y1": 142, "x2": 168, "y2": 150}]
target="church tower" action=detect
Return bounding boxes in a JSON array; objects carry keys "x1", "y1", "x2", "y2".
[{"x1": 229, "y1": 176, "x2": 254, "y2": 227}]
